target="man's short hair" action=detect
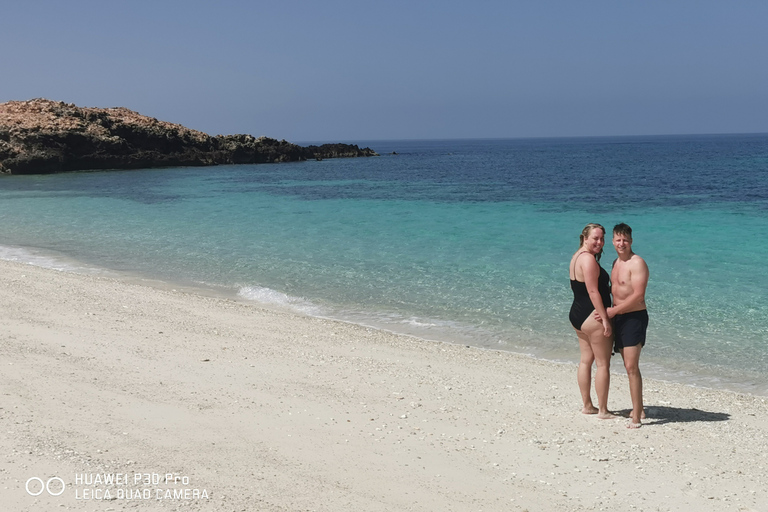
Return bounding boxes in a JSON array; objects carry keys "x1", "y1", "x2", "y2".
[{"x1": 613, "y1": 223, "x2": 632, "y2": 238}]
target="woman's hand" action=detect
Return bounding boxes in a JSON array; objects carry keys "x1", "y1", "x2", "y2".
[
  {"x1": 594, "y1": 306, "x2": 616, "y2": 324},
  {"x1": 602, "y1": 318, "x2": 612, "y2": 338}
]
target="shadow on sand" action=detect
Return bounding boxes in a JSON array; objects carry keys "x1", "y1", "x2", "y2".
[{"x1": 615, "y1": 406, "x2": 730, "y2": 425}]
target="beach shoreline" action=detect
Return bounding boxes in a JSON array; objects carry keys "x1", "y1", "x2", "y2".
[
  {"x1": 4, "y1": 242, "x2": 766, "y2": 400},
  {"x1": 1, "y1": 258, "x2": 767, "y2": 511}
]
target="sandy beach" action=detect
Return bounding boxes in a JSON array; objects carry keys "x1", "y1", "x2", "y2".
[{"x1": 1, "y1": 259, "x2": 766, "y2": 511}]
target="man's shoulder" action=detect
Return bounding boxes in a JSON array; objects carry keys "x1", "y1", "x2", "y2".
[{"x1": 629, "y1": 253, "x2": 649, "y2": 272}]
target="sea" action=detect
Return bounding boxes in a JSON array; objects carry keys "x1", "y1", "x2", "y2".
[{"x1": 1, "y1": 134, "x2": 767, "y2": 395}]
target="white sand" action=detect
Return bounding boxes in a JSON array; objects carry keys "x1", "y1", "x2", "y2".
[{"x1": 1, "y1": 259, "x2": 766, "y2": 511}]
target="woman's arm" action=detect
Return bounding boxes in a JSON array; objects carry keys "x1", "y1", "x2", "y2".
[{"x1": 581, "y1": 256, "x2": 612, "y2": 337}]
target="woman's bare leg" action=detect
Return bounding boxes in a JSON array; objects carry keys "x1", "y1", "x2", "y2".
[
  {"x1": 581, "y1": 315, "x2": 613, "y2": 418},
  {"x1": 576, "y1": 330, "x2": 598, "y2": 414}
]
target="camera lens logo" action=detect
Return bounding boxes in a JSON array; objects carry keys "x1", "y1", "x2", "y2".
[{"x1": 26, "y1": 477, "x2": 65, "y2": 496}]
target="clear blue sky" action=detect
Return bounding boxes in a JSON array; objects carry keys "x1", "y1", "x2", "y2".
[{"x1": 3, "y1": 0, "x2": 767, "y2": 142}]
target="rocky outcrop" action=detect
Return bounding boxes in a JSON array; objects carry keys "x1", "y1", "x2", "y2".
[{"x1": 0, "y1": 99, "x2": 377, "y2": 174}]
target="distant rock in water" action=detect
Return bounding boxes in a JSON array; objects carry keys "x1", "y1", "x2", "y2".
[{"x1": 0, "y1": 99, "x2": 378, "y2": 175}]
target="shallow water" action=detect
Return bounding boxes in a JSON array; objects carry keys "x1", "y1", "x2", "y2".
[{"x1": 2, "y1": 134, "x2": 767, "y2": 394}]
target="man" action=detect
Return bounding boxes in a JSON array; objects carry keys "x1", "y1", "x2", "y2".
[{"x1": 605, "y1": 223, "x2": 649, "y2": 428}]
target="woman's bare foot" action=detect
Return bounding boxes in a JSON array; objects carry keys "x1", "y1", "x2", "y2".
[
  {"x1": 582, "y1": 405, "x2": 599, "y2": 415},
  {"x1": 596, "y1": 410, "x2": 615, "y2": 419},
  {"x1": 627, "y1": 420, "x2": 642, "y2": 429}
]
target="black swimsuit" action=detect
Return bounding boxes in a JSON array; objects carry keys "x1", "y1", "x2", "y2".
[{"x1": 569, "y1": 257, "x2": 611, "y2": 330}]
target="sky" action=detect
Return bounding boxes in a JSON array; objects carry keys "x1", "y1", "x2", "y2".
[{"x1": 2, "y1": 0, "x2": 768, "y2": 142}]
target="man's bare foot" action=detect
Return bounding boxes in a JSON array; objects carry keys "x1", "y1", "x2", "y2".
[
  {"x1": 640, "y1": 409, "x2": 646, "y2": 419},
  {"x1": 596, "y1": 411, "x2": 615, "y2": 419},
  {"x1": 627, "y1": 420, "x2": 642, "y2": 429},
  {"x1": 582, "y1": 405, "x2": 599, "y2": 415}
]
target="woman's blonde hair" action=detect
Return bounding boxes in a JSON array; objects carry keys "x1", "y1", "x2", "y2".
[{"x1": 579, "y1": 223, "x2": 605, "y2": 261}]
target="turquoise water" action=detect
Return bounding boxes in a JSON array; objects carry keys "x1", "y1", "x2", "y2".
[{"x1": 1, "y1": 135, "x2": 767, "y2": 394}]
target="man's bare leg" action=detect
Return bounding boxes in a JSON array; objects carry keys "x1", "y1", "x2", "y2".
[{"x1": 620, "y1": 346, "x2": 643, "y2": 428}]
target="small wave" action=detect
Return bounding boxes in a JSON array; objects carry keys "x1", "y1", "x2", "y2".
[
  {"x1": 400, "y1": 317, "x2": 438, "y2": 328},
  {"x1": 237, "y1": 286, "x2": 322, "y2": 315},
  {"x1": 0, "y1": 245, "x2": 105, "y2": 274}
]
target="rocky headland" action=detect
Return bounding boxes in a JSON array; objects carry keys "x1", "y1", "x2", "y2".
[{"x1": 0, "y1": 99, "x2": 377, "y2": 174}]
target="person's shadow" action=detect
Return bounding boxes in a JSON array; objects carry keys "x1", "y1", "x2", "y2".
[{"x1": 615, "y1": 406, "x2": 730, "y2": 425}]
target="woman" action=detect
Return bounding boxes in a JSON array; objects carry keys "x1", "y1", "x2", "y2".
[{"x1": 569, "y1": 223, "x2": 613, "y2": 418}]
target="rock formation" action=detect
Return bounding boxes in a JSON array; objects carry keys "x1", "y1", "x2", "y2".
[{"x1": 0, "y1": 99, "x2": 377, "y2": 174}]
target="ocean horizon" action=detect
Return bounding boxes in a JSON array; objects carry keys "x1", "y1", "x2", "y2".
[{"x1": 1, "y1": 134, "x2": 767, "y2": 396}]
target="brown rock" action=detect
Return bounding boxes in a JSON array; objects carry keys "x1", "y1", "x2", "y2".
[{"x1": 0, "y1": 99, "x2": 377, "y2": 174}]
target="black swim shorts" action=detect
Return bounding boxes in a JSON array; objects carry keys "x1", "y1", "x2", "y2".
[{"x1": 613, "y1": 309, "x2": 649, "y2": 351}]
